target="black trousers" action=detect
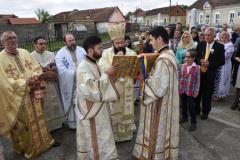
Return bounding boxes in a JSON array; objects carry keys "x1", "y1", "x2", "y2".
[
  {"x1": 181, "y1": 93, "x2": 197, "y2": 124},
  {"x1": 195, "y1": 73, "x2": 215, "y2": 115}
]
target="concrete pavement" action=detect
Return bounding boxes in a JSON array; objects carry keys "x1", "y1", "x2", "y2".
[{"x1": 1, "y1": 94, "x2": 240, "y2": 160}]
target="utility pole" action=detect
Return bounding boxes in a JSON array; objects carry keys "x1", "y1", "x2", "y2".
[{"x1": 169, "y1": 0, "x2": 171, "y2": 24}]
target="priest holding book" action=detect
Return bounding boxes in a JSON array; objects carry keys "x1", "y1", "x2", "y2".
[
  {"x1": 98, "y1": 22, "x2": 137, "y2": 142},
  {"x1": 133, "y1": 26, "x2": 179, "y2": 160}
]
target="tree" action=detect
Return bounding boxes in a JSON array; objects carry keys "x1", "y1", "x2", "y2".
[
  {"x1": 35, "y1": 8, "x2": 52, "y2": 23},
  {"x1": 125, "y1": 12, "x2": 132, "y2": 20},
  {"x1": 179, "y1": 5, "x2": 188, "y2": 11}
]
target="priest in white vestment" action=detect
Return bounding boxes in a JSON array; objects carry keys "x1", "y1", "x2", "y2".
[
  {"x1": 98, "y1": 23, "x2": 137, "y2": 142},
  {"x1": 32, "y1": 36, "x2": 65, "y2": 132},
  {"x1": 55, "y1": 33, "x2": 86, "y2": 129},
  {"x1": 75, "y1": 36, "x2": 120, "y2": 160},
  {"x1": 133, "y1": 26, "x2": 179, "y2": 160}
]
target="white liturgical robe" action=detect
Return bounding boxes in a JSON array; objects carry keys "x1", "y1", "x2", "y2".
[
  {"x1": 75, "y1": 56, "x2": 119, "y2": 160},
  {"x1": 133, "y1": 46, "x2": 179, "y2": 160},
  {"x1": 98, "y1": 46, "x2": 137, "y2": 142}
]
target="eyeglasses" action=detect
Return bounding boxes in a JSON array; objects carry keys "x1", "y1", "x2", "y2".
[{"x1": 5, "y1": 36, "x2": 17, "y2": 41}]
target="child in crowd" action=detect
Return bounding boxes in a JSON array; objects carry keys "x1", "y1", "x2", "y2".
[{"x1": 179, "y1": 49, "x2": 200, "y2": 131}]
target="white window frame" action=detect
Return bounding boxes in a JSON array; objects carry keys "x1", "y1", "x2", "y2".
[
  {"x1": 205, "y1": 14, "x2": 210, "y2": 25},
  {"x1": 199, "y1": 13, "x2": 204, "y2": 24},
  {"x1": 188, "y1": 15, "x2": 191, "y2": 25},
  {"x1": 215, "y1": 12, "x2": 220, "y2": 24},
  {"x1": 147, "y1": 20, "x2": 150, "y2": 25},
  {"x1": 229, "y1": 11, "x2": 235, "y2": 24}
]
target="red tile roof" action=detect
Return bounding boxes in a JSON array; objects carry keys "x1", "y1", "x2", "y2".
[
  {"x1": 51, "y1": 6, "x2": 123, "y2": 22},
  {"x1": 0, "y1": 14, "x2": 18, "y2": 19},
  {"x1": 131, "y1": 8, "x2": 145, "y2": 16},
  {"x1": 145, "y1": 6, "x2": 186, "y2": 16},
  {"x1": 8, "y1": 18, "x2": 40, "y2": 25},
  {"x1": 188, "y1": 0, "x2": 240, "y2": 10},
  {"x1": 0, "y1": 14, "x2": 18, "y2": 24}
]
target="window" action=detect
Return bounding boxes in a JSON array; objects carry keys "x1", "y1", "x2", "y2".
[
  {"x1": 147, "y1": 20, "x2": 150, "y2": 25},
  {"x1": 215, "y1": 13, "x2": 220, "y2": 24},
  {"x1": 74, "y1": 24, "x2": 87, "y2": 32},
  {"x1": 205, "y1": 15, "x2": 210, "y2": 25},
  {"x1": 199, "y1": 14, "x2": 204, "y2": 24},
  {"x1": 229, "y1": 12, "x2": 235, "y2": 24}
]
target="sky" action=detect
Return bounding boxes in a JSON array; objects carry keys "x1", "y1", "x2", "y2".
[{"x1": 0, "y1": 0, "x2": 195, "y2": 18}]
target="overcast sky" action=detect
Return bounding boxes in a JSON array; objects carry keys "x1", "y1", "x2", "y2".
[{"x1": 0, "y1": 0, "x2": 194, "y2": 18}]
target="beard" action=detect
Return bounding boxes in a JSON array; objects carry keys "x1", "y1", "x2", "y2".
[
  {"x1": 93, "y1": 51, "x2": 102, "y2": 60},
  {"x1": 67, "y1": 44, "x2": 76, "y2": 51},
  {"x1": 114, "y1": 46, "x2": 126, "y2": 55}
]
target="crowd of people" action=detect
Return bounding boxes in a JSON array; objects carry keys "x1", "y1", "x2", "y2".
[
  {"x1": 139, "y1": 23, "x2": 240, "y2": 132},
  {"x1": 0, "y1": 21, "x2": 240, "y2": 160}
]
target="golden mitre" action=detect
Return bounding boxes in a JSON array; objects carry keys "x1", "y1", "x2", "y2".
[{"x1": 108, "y1": 23, "x2": 126, "y2": 40}]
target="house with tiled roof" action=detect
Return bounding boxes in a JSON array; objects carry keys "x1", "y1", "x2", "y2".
[
  {"x1": 129, "y1": 6, "x2": 186, "y2": 28},
  {"x1": 49, "y1": 6, "x2": 125, "y2": 38},
  {"x1": 0, "y1": 14, "x2": 18, "y2": 25},
  {"x1": 186, "y1": 0, "x2": 240, "y2": 27},
  {"x1": 0, "y1": 15, "x2": 47, "y2": 47},
  {"x1": 8, "y1": 18, "x2": 40, "y2": 25},
  {"x1": 144, "y1": 5, "x2": 186, "y2": 27},
  {"x1": 129, "y1": 8, "x2": 145, "y2": 24},
  {"x1": 0, "y1": 15, "x2": 40, "y2": 25}
]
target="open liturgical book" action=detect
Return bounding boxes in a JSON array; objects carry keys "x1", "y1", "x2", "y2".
[{"x1": 112, "y1": 53, "x2": 159, "y2": 78}]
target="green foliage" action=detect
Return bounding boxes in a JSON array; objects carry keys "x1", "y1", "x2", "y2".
[
  {"x1": 35, "y1": 8, "x2": 52, "y2": 23},
  {"x1": 179, "y1": 5, "x2": 188, "y2": 11},
  {"x1": 125, "y1": 12, "x2": 132, "y2": 20}
]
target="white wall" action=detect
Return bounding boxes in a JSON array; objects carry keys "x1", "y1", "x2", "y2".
[
  {"x1": 129, "y1": 15, "x2": 144, "y2": 24},
  {"x1": 96, "y1": 22, "x2": 108, "y2": 33},
  {"x1": 186, "y1": 4, "x2": 240, "y2": 27},
  {"x1": 145, "y1": 14, "x2": 168, "y2": 26},
  {"x1": 211, "y1": 5, "x2": 240, "y2": 25}
]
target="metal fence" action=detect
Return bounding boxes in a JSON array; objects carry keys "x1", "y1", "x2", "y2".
[
  {"x1": 0, "y1": 30, "x2": 138, "y2": 53},
  {"x1": 16, "y1": 31, "x2": 100, "y2": 53}
]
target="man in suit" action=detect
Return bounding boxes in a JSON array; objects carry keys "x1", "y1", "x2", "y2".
[{"x1": 195, "y1": 27, "x2": 225, "y2": 120}]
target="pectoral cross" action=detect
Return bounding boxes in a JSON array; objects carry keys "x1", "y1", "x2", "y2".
[
  {"x1": 25, "y1": 60, "x2": 32, "y2": 70},
  {"x1": 5, "y1": 64, "x2": 17, "y2": 76}
]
